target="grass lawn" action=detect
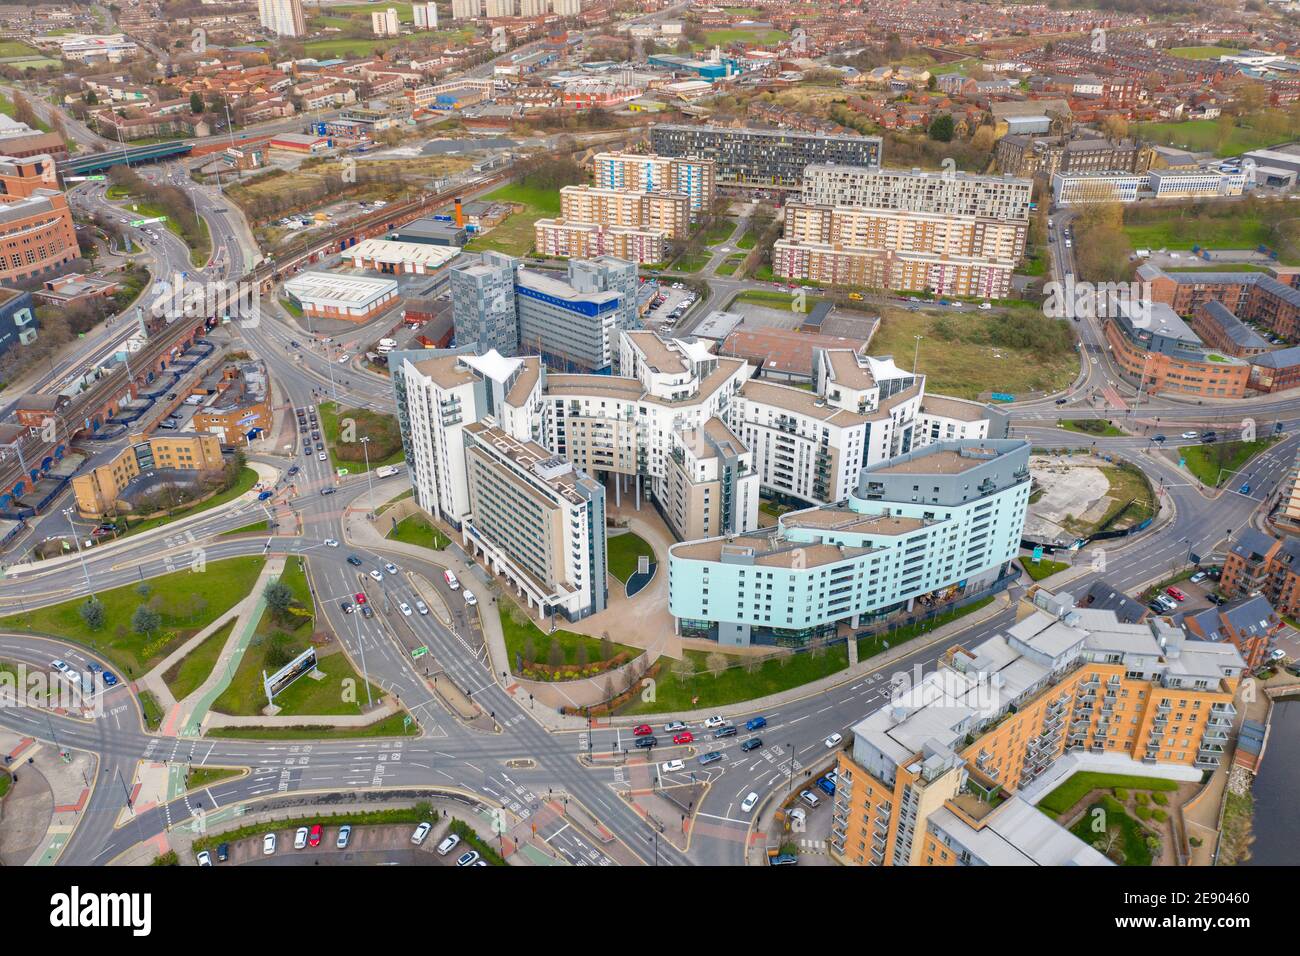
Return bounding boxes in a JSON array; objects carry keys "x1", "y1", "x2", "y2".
[
  {"x1": 498, "y1": 603, "x2": 637, "y2": 672},
  {"x1": 735, "y1": 230, "x2": 757, "y2": 250},
  {"x1": 606, "y1": 532, "x2": 655, "y2": 583},
  {"x1": 1058, "y1": 418, "x2": 1125, "y2": 437},
  {"x1": 212, "y1": 560, "x2": 382, "y2": 717},
  {"x1": 1167, "y1": 46, "x2": 1239, "y2": 59},
  {"x1": 387, "y1": 515, "x2": 449, "y2": 550},
  {"x1": 162, "y1": 618, "x2": 236, "y2": 702},
  {"x1": 734, "y1": 288, "x2": 824, "y2": 311},
  {"x1": 620, "y1": 646, "x2": 849, "y2": 715},
  {"x1": 186, "y1": 767, "x2": 242, "y2": 789},
  {"x1": 1131, "y1": 119, "x2": 1279, "y2": 159},
  {"x1": 672, "y1": 251, "x2": 711, "y2": 273},
  {"x1": 857, "y1": 596, "x2": 993, "y2": 659},
  {"x1": 871, "y1": 308, "x2": 1077, "y2": 400},
  {"x1": 0, "y1": 556, "x2": 264, "y2": 678},
  {"x1": 0, "y1": 771, "x2": 9, "y2": 798},
  {"x1": 716, "y1": 256, "x2": 744, "y2": 276},
  {"x1": 116, "y1": 467, "x2": 259, "y2": 538},
  {"x1": 1181, "y1": 437, "x2": 1278, "y2": 487},
  {"x1": 1168, "y1": 263, "x2": 1271, "y2": 273},
  {"x1": 1123, "y1": 213, "x2": 1271, "y2": 255},
  {"x1": 119, "y1": 197, "x2": 211, "y2": 267},
  {"x1": 1069, "y1": 801, "x2": 1155, "y2": 865},
  {"x1": 205, "y1": 711, "x2": 419, "y2": 740},
  {"x1": 699, "y1": 218, "x2": 737, "y2": 245},
  {"x1": 0, "y1": 90, "x2": 50, "y2": 131},
  {"x1": 1039, "y1": 771, "x2": 1178, "y2": 817},
  {"x1": 318, "y1": 401, "x2": 404, "y2": 474},
  {"x1": 302, "y1": 35, "x2": 408, "y2": 59},
  {"x1": 1020, "y1": 556, "x2": 1069, "y2": 581},
  {"x1": 694, "y1": 28, "x2": 789, "y2": 49},
  {"x1": 219, "y1": 519, "x2": 270, "y2": 537},
  {"x1": 463, "y1": 182, "x2": 561, "y2": 258}
]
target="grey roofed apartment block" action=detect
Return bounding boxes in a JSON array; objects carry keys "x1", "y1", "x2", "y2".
[
  {"x1": 857, "y1": 438, "x2": 1031, "y2": 506},
  {"x1": 649, "y1": 123, "x2": 882, "y2": 187}
]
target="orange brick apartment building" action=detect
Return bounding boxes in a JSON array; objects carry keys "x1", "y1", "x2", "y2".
[
  {"x1": 829, "y1": 593, "x2": 1242, "y2": 866},
  {"x1": 0, "y1": 155, "x2": 78, "y2": 284}
]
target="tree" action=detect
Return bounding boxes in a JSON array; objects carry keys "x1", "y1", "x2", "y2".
[
  {"x1": 1100, "y1": 114, "x2": 1129, "y2": 143},
  {"x1": 264, "y1": 580, "x2": 294, "y2": 621},
  {"x1": 927, "y1": 113, "x2": 954, "y2": 142},
  {"x1": 190, "y1": 92, "x2": 204, "y2": 115},
  {"x1": 599, "y1": 635, "x2": 613, "y2": 661},
  {"x1": 575, "y1": 641, "x2": 588, "y2": 669},
  {"x1": 971, "y1": 125, "x2": 997, "y2": 152},
  {"x1": 79, "y1": 598, "x2": 106, "y2": 631},
  {"x1": 547, "y1": 639, "x2": 564, "y2": 669},
  {"x1": 85, "y1": 89, "x2": 98, "y2": 106},
  {"x1": 671, "y1": 655, "x2": 696, "y2": 681},
  {"x1": 704, "y1": 652, "x2": 729, "y2": 678},
  {"x1": 131, "y1": 605, "x2": 162, "y2": 637}
]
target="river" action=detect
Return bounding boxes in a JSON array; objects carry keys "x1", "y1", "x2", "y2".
[{"x1": 1244, "y1": 696, "x2": 1300, "y2": 865}]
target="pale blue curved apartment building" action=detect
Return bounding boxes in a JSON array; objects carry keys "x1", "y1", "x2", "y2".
[{"x1": 668, "y1": 438, "x2": 1030, "y2": 647}]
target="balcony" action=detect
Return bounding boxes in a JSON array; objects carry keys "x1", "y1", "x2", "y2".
[
  {"x1": 1211, "y1": 703, "x2": 1238, "y2": 717},
  {"x1": 1194, "y1": 755, "x2": 1221, "y2": 770}
]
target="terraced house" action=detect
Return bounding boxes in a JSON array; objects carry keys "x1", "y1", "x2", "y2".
[{"x1": 829, "y1": 593, "x2": 1244, "y2": 866}]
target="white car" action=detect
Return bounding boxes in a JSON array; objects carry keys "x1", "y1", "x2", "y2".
[
  {"x1": 824, "y1": 732, "x2": 843, "y2": 749},
  {"x1": 324, "y1": 538, "x2": 339, "y2": 547},
  {"x1": 51, "y1": 659, "x2": 70, "y2": 674},
  {"x1": 337, "y1": 355, "x2": 349, "y2": 364},
  {"x1": 741, "y1": 791, "x2": 759, "y2": 813},
  {"x1": 415, "y1": 600, "x2": 429, "y2": 615},
  {"x1": 196, "y1": 850, "x2": 212, "y2": 866},
  {"x1": 661, "y1": 759, "x2": 685, "y2": 773},
  {"x1": 456, "y1": 850, "x2": 481, "y2": 867},
  {"x1": 411, "y1": 822, "x2": 432, "y2": 845},
  {"x1": 384, "y1": 562, "x2": 399, "y2": 575},
  {"x1": 437, "y1": 834, "x2": 460, "y2": 856},
  {"x1": 294, "y1": 826, "x2": 309, "y2": 849},
  {"x1": 318, "y1": 452, "x2": 328, "y2": 461},
  {"x1": 664, "y1": 721, "x2": 687, "y2": 733},
  {"x1": 262, "y1": 833, "x2": 277, "y2": 855},
  {"x1": 369, "y1": 569, "x2": 384, "y2": 582},
  {"x1": 399, "y1": 602, "x2": 413, "y2": 617},
  {"x1": 1181, "y1": 431, "x2": 1198, "y2": 440},
  {"x1": 1269, "y1": 647, "x2": 1287, "y2": 662},
  {"x1": 463, "y1": 589, "x2": 478, "y2": 607},
  {"x1": 704, "y1": 715, "x2": 726, "y2": 729},
  {"x1": 979, "y1": 301, "x2": 992, "y2": 310},
  {"x1": 787, "y1": 806, "x2": 807, "y2": 827}
]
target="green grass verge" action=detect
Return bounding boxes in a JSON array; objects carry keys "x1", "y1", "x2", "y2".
[
  {"x1": 1181, "y1": 437, "x2": 1278, "y2": 487},
  {"x1": 204, "y1": 711, "x2": 419, "y2": 741},
  {"x1": 462, "y1": 182, "x2": 561, "y2": 258},
  {"x1": 606, "y1": 532, "x2": 655, "y2": 584},
  {"x1": 1020, "y1": 556, "x2": 1069, "y2": 581},
  {"x1": 448, "y1": 818, "x2": 507, "y2": 865},
  {"x1": 1069, "y1": 801, "x2": 1156, "y2": 865},
  {"x1": 387, "y1": 515, "x2": 449, "y2": 550},
  {"x1": 139, "y1": 690, "x2": 164, "y2": 731},
  {"x1": 1058, "y1": 419, "x2": 1124, "y2": 437},
  {"x1": 186, "y1": 767, "x2": 243, "y2": 789},
  {"x1": 498, "y1": 602, "x2": 638, "y2": 674},
  {"x1": 318, "y1": 400, "x2": 405, "y2": 474},
  {"x1": 0, "y1": 556, "x2": 264, "y2": 677},
  {"x1": 219, "y1": 519, "x2": 270, "y2": 537},
  {"x1": 162, "y1": 618, "x2": 236, "y2": 702}
]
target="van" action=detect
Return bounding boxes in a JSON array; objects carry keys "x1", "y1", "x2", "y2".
[
  {"x1": 798, "y1": 790, "x2": 821, "y2": 809},
  {"x1": 443, "y1": 569, "x2": 460, "y2": 590},
  {"x1": 379, "y1": 338, "x2": 397, "y2": 349}
]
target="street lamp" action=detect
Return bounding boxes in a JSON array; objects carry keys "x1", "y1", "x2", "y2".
[
  {"x1": 912, "y1": 334, "x2": 923, "y2": 375},
  {"x1": 360, "y1": 436, "x2": 375, "y2": 518},
  {"x1": 62, "y1": 507, "x2": 96, "y2": 600}
]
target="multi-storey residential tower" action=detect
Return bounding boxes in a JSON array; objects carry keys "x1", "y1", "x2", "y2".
[
  {"x1": 650, "y1": 125, "x2": 882, "y2": 189},
  {"x1": 592, "y1": 151, "x2": 716, "y2": 213}
]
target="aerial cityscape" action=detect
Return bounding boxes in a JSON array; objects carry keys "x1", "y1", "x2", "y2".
[{"x1": 0, "y1": 0, "x2": 1293, "y2": 906}]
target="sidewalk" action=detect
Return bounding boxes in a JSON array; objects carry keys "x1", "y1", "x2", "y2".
[{"x1": 0, "y1": 732, "x2": 96, "y2": 866}]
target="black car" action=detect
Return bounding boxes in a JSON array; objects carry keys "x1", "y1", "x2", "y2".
[
  {"x1": 713, "y1": 725, "x2": 738, "y2": 739},
  {"x1": 360, "y1": 605, "x2": 374, "y2": 619},
  {"x1": 346, "y1": 555, "x2": 363, "y2": 566},
  {"x1": 741, "y1": 738, "x2": 762, "y2": 752},
  {"x1": 634, "y1": 736, "x2": 658, "y2": 749},
  {"x1": 320, "y1": 487, "x2": 336, "y2": 496},
  {"x1": 1152, "y1": 435, "x2": 1166, "y2": 443},
  {"x1": 1055, "y1": 398, "x2": 1068, "y2": 405},
  {"x1": 339, "y1": 600, "x2": 353, "y2": 614},
  {"x1": 1201, "y1": 431, "x2": 1218, "y2": 443},
  {"x1": 216, "y1": 843, "x2": 229, "y2": 862},
  {"x1": 288, "y1": 465, "x2": 299, "y2": 476}
]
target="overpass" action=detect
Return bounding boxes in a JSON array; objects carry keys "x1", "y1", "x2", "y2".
[{"x1": 58, "y1": 140, "x2": 195, "y2": 177}]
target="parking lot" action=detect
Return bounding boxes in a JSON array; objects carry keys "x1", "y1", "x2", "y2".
[
  {"x1": 207, "y1": 820, "x2": 487, "y2": 867},
  {"x1": 644, "y1": 282, "x2": 698, "y2": 331}
]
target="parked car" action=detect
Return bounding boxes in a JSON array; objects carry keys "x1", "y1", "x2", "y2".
[
  {"x1": 262, "y1": 833, "x2": 276, "y2": 855},
  {"x1": 197, "y1": 850, "x2": 212, "y2": 866},
  {"x1": 769, "y1": 853, "x2": 798, "y2": 866},
  {"x1": 456, "y1": 851, "x2": 480, "y2": 867},
  {"x1": 799, "y1": 790, "x2": 821, "y2": 809},
  {"x1": 294, "y1": 827, "x2": 309, "y2": 849},
  {"x1": 816, "y1": 776, "x2": 836, "y2": 797},
  {"x1": 308, "y1": 824, "x2": 323, "y2": 847},
  {"x1": 437, "y1": 834, "x2": 461, "y2": 856},
  {"x1": 216, "y1": 842, "x2": 229, "y2": 862},
  {"x1": 411, "y1": 822, "x2": 432, "y2": 845},
  {"x1": 1166, "y1": 587, "x2": 1187, "y2": 602},
  {"x1": 1190, "y1": 571, "x2": 1208, "y2": 584},
  {"x1": 336, "y1": 825, "x2": 352, "y2": 849}
]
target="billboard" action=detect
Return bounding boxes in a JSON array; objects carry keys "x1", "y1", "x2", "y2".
[{"x1": 263, "y1": 647, "x2": 317, "y2": 702}]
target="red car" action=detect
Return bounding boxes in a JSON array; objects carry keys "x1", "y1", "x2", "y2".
[
  {"x1": 308, "y1": 824, "x2": 323, "y2": 848},
  {"x1": 1166, "y1": 587, "x2": 1187, "y2": 602},
  {"x1": 632, "y1": 724, "x2": 653, "y2": 737},
  {"x1": 354, "y1": 592, "x2": 367, "y2": 605},
  {"x1": 672, "y1": 731, "x2": 694, "y2": 745}
]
